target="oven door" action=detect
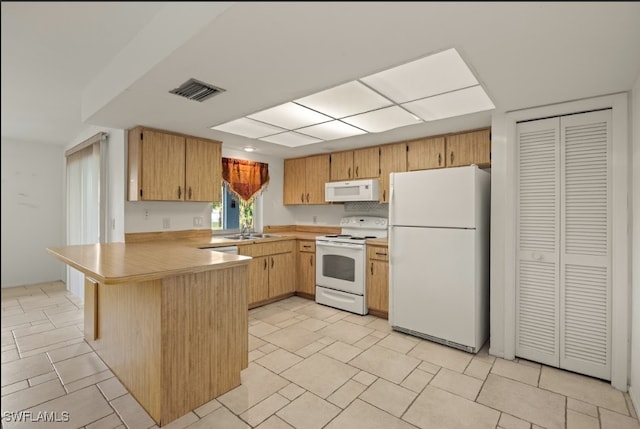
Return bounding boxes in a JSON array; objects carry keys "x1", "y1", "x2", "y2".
[{"x1": 315, "y1": 240, "x2": 365, "y2": 295}]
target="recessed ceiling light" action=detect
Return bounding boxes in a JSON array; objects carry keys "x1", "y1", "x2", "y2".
[
  {"x1": 248, "y1": 102, "x2": 332, "y2": 129},
  {"x1": 341, "y1": 105, "x2": 422, "y2": 133},
  {"x1": 402, "y1": 85, "x2": 495, "y2": 121},
  {"x1": 295, "y1": 81, "x2": 392, "y2": 119},
  {"x1": 360, "y1": 48, "x2": 479, "y2": 103},
  {"x1": 259, "y1": 131, "x2": 323, "y2": 147},
  {"x1": 210, "y1": 117, "x2": 284, "y2": 138},
  {"x1": 243, "y1": 146, "x2": 256, "y2": 152},
  {"x1": 297, "y1": 121, "x2": 366, "y2": 141}
]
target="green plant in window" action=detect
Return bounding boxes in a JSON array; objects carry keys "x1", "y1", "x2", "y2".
[{"x1": 240, "y1": 199, "x2": 254, "y2": 229}]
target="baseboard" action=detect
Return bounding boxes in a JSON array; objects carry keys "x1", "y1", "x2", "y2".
[{"x1": 629, "y1": 385, "x2": 640, "y2": 419}]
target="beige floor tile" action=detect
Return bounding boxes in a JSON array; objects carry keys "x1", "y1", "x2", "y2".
[
  {"x1": 417, "y1": 360, "x2": 441, "y2": 374},
  {"x1": 239, "y1": 393, "x2": 289, "y2": 427},
  {"x1": 4, "y1": 385, "x2": 113, "y2": 429},
  {"x1": 369, "y1": 330, "x2": 388, "y2": 339},
  {"x1": 256, "y1": 348, "x2": 303, "y2": 374},
  {"x1": 63, "y1": 369, "x2": 113, "y2": 393},
  {"x1": 318, "y1": 336, "x2": 336, "y2": 345},
  {"x1": 249, "y1": 334, "x2": 266, "y2": 351},
  {"x1": 408, "y1": 340, "x2": 473, "y2": 373},
  {"x1": 153, "y1": 412, "x2": 197, "y2": 429},
  {"x1": 567, "y1": 397, "x2": 598, "y2": 417},
  {"x1": 352, "y1": 370, "x2": 377, "y2": 386},
  {"x1": 464, "y1": 358, "x2": 492, "y2": 380},
  {"x1": 323, "y1": 312, "x2": 349, "y2": 324},
  {"x1": 259, "y1": 343, "x2": 279, "y2": 354},
  {"x1": 401, "y1": 368, "x2": 434, "y2": 393},
  {"x1": 1, "y1": 379, "x2": 65, "y2": 414},
  {"x1": 278, "y1": 383, "x2": 305, "y2": 401},
  {"x1": 193, "y1": 398, "x2": 221, "y2": 418},
  {"x1": 366, "y1": 318, "x2": 393, "y2": 333},
  {"x1": 85, "y1": 412, "x2": 124, "y2": 429},
  {"x1": 539, "y1": 366, "x2": 628, "y2": 414},
  {"x1": 12, "y1": 322, "x2": 56, "y2": 339},
  {"x1": 477, "y1": 374, "x2": 565, "y2": 429},
  {"x1": 53, "y1": 352, "x2": 108, "y2": 385},
  {"x1": 249, "y1": 349, "x2": 265, "y2": 362},
  {"x1": 567, "y1": 409, "x2": 598, "y2": 429},
  {"x1": 19, "y1": 337, "x2": 85, "y2": 359},
  {"x1": 360, "y1": 378, "x2": 417, "y2": 417},
  {"x1": 295, "y1": 318, "x2": 329, "y2": 332},
  {"x1": 277, "y1": 391, "x2": 340, "y2": 429},
  {"x1": 319, "y1": 341, "x2": 362, "y2": 362},
  {"x1": 46, "y1": 308, "x2": 83, "y2": 328},
  {"x1": 293, "y1": 303, "x2": 340, "y2": 320},
  {"x1": 97, "y1": 377, "x2": 127, "y2": 401},
  {"x1": 293, "y1": 341, "x2": 326, "y2": 358},
  {"x1": 28, "y1": 371, "x2": 58, "y2": 386},
  {"x1": 249, "y1": 321, "x2": 281, "y2": 338},
  {"x1": 498, "y1": 413, "x2": 531, "y2": 429},
  {"x1": 281, "y1": 353, "x2": 358, "y2": 398},
  {"x1": 342, "y1": 314, "x2": 378, "y2": 326},
  {"x1": 317, "y1": 320, "x2": 373, "y2": 344},
  {"x1": 46, "y1": 341, "x2": 92, "y2": 363},
  {"x1": 1, "y1": 353, "x2": 53, "y2": 386},
  {"x1": 274, "y1": 319, "x2": 301, "y2": 330},
  {"x1": 599, "y1": 408, "x2": 640, "y2": 429},
  {"x1": 14, "y1": 325, "x2": 82, "y2": 353},
  {"x1": 353, "y1": 335, "x2": 381, "y2": 350},
  {"x1": 350, "y1": 344, "x2": 420, "y2": 384},
  {"x1": 431, "y1": 367, "x2": 484, "y2": 401},
  {"x1": 377, "y1": 333, "x2": 419, "y2": 354},
  {"x1": 1, "y1": 348, "x2": 20, "y2": 363},
  {"x1": 491, "y1": 358, "x2": 540, "y2": 386},
  {"x1": 327, "y1": 380, "x2": 367, "y2": 408},
  {"x1": 109, "y1": 393, "x2": 155, "y2": 429},
  {"x1": 2, "y1": 330, "x2": 17, "y2": 348},
  {"x1": 325, "y1": 399, "x2": 415, "y2": 429},
  {"x1": 1, "y1": 380, "x2": 28, "y2": 396},
  {"x1": 253, "y1": 308, "x2": 299, "y2": 325},
  {"x1": 262, "y1": 325, "x2": 322, "y2": 352},
  {"x1": 404, "y1": 386, "x2": 500, "y2": 429},
  {"x1": 188, "y1": 406, "x2": 250, "y2": 429},
  {"x1": 217, "y1": 363, "x2": 289, "y2": 414},
  {"x1": 255, "y1": 415, "x2": 295, "y2": 429}
]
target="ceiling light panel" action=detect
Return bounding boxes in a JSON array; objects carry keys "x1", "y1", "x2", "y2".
[
  {"x1": 403, "y1": 85, "x2": 495, "y2": 121},
  {"x1": 298, "y1": 121, "x2": 366, "y2": 141},
  {"x1": 210, "y1": 117, "x2": 285, "y2": 138},
  {"x1": 361, "y1": 48, "x2": 479, "y2": 103},
  {"x1": 342, "y1": 105, "x2": 422, "y2": 133},
  {"x1": 295, "y1": 81, "x2": 392, "y2": 119},
  {"x1": 248, "y1": 102, "x2": 332, "y2": 129},
  {"x1": 259, "y1": 131, "x2": 323, "y2": 147}
]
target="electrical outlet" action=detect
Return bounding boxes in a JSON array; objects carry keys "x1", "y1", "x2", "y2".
[
  {"x1": 144, "y1": 209, "x2": 150, "y2": 220},
  {"x1": 313, "y1": 215, "x2": 318, "y2": 224},
  {"x1": 193, "y1": 216, "x2": 203, "y2": 227},
  {"x1": 162, "y1": 218, "x2": 170, "y2": 229}
]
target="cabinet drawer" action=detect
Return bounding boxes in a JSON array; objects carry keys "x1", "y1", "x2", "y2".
[
  {"x1": 367, "y1": 245, "x2": 389, "y2": 261},
  {"x1": 298, "y1": 240, "x2": 316, "y2": 253},
  {"x1": 241, "y1": 240, "x2": 295, "y2": 257}
]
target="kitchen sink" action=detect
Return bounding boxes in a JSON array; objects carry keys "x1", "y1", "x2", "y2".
[{"x1": 223, "y1": 233, "x2": 281, "y2": 240}]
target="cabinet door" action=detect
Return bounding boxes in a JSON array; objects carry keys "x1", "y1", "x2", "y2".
[
  {"x1": 247, "y1": 256, "x2": 269, "y2": 306},
  {"x1": 379, "y1": 143, "x2": 407, "y2": 203},
  {"x1": 305, "y1": 154, "x2": 330, "y2": 204},
  {"x1": 367, "y1": 259, "x2": 389, "y2": 316},
  {"x1": 268, "y1": 252, "x2": 295, "y2": 297},
  {"x1": 330, "y1": 151, "x2": 354, "y2": 181},
  {"x1": 284, "y1": 158, "x2": 307, "y2": 205},
  {"x1": 473, "y1": 129, "x2": 491, "y2": 167},
  {"x1": 140, "y1": 130, "x2": 186, "y2": 200},
  {"x1": 446, "y1": 130, "x2": 490, "y2": 167},
  {"x1": 185, "y1": 137, "x2": 221, "y2": 202},
  {"x1": 353, "y1": 147, "x2": 380, "y2": 179},
  {"x1": 407, "y1": 137, "x2": 445, "y2": 171},
  {"x1": 296, "y1": 249, "x2": 315, "y2": 296}
]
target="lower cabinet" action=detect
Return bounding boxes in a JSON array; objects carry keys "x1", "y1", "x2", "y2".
[
  {"x1": 366, "y1": 244, "x2": 389, "y2": 318},
  {"x1": 239, "y1": 240, "x2": 296, "y2": 308},
  {"x1": 296, "y1": 240, "x2": 316, "y2": 298}
]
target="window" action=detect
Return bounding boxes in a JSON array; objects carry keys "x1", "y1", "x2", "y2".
[{"x1": 211, "y1": 185, "x2": 256, "y2": 231}]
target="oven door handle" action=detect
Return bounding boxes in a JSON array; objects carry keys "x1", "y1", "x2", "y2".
[{"x1": 316, "y1": 241, "x2": 364, "y2": 250}]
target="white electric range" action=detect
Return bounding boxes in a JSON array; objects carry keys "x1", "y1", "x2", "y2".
[{"x1": 315, "y1": 216, "x2": 388, "y2": 315}]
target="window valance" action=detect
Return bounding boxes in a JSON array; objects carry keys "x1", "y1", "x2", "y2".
[{"x1": 221, "y1": 157, "x2": 269, "y2": 202}]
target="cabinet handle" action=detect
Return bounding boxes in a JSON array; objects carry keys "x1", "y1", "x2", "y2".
[
  {"x1": 188, "y1": 187, "x2": 192, "y2": 199},
  {"x1": 438, "y1": 153, "x2": 442, "y2": 166},
  {"x1": 355, "y1": 166, "x2": 359, "y2": 177},
  {"x1": 306, "y1": 193, "x2": 309, "y2": 203},
  {"x1": 370, "y1": 262, "x2": 374, "y2": 275},
  {"x1": 450, "y1": 152, "x2": 454, "y2": 164},
  {"x1": 271, "y1": 257, "x2": 274, "y2": 268},
  {"x1": 264, "y1": 259, "x2": 267, "y2": 270},
  {"x1": 383, "y1": 190, "x2": 386, "y2": 201},
  {"x1": 178, "y1": 186, "x2": 182, "y2": 199},
  {"x1": 310, "y1": 256, "x2": 313, "y2": 266},
  {"x1": 303, "y1": 245, "x2": 311, "y2": 249},
  {"x1": 375, "y1": 252, "x2": 387, "y2": 257},
  {"x1": 301, "y1": 193, "x2": 304, "y2": 203},
  {"x1": 348, "y1": 167, "x2": 351, "y2": 178}
]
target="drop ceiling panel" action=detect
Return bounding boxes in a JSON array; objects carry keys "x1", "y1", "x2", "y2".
[
  {"x1": 298, "y1": 120, "x2": 366, "y2": 140},
  {"x1": 342, "y1": 105, "x2": 422, "y2": 133},
  {"x1": 248, "y1": 102, "x2": 332, "y2": 129},
  {"x1": 295, "y1": 81, "x2": 392, "y2": 118},
  {"x1": 403, "y1": 85, "x2": 495, "y2": 121},
  {"x1": 259, "y1": 131, "x2": 323, "y2": 147},
  {"x1": 210, "y1": 117, "x2": 285, "y2": 138}
]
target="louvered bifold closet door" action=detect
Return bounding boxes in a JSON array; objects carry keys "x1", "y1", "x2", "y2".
[
  {"x1": 516, "y1": 118, "x2": 561, "y2": 367},
  {"x1": 560, "y1": 110, "x2": 612, "y2": 380}
]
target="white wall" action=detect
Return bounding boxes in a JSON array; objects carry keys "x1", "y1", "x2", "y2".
[
  {"x1": 1, "y1": 139, "x2": 65, "y2": 287},
  {"x1": 630, "y1": 75, "x2": 640, "y2": 413}
]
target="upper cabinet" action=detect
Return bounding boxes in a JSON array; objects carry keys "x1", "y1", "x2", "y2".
[
  {"x1": 379, "y1": 143, "x2": 407, "y2": 203},
  {"x1": 445, "y1": 128, "x2": 491, "y2": 168},
  {"x1": 128, "y1": 127, "x2": 222, "y2": 202},
  {"x1": 407, "y1": 136, "x2": 446, "y2": 171},
  {"x1": 283, "y1": 154, "x2": 330, "y2": 205},
  {"x1": 330, "y1": 147, "x2": 380, "y2": 181}
]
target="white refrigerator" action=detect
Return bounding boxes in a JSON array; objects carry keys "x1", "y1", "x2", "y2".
[{"x1": 389, "y1": 165, "x2": 490, "y2": 353}]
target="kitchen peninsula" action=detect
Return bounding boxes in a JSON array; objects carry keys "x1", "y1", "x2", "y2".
[{"x1": 47, "y1": 242, "x2": 251, "y2": 426}]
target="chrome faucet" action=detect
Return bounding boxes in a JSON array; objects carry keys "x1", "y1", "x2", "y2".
[{"x1": 241, "y1": 222, "x2": 251, "y2": 238}]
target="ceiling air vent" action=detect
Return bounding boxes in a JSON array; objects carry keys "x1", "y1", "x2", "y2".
[{"x1": 169, "y1": 78, "x2": 225, "y2": 102}]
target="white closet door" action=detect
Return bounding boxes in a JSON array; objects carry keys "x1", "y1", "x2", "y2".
[
  {"x1": 560, "y1": 110, "x2": 612, "y2": 380},
  {"x1": 516, "y1": 118, "x2": 561, "y2": 367}
]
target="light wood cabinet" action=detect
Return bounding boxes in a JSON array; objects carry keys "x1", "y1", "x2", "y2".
[
  {"x1": 330, "y1": 147, "x2": 380, "y2": 181},
  {"x1": 84, "y1": 277, "x2": 99, "y2": 341},
  {"x1": 128, "y1": 127, "x2": 222, "y2": 202},
  {"x1": 379, "y1": 143, "x2": 407, "y2": 203},
  {"x1": 239, "y1": 240, "x2": 296, "y2": 308},
  {"x1": 283, "y1": 154, "x2": 330, "y2": 205},
  {"x1": 445, "y1": 128, "x2": 491, "y2": 168},
  {"x1": 367, "y1": 244, "x2": 389, "y2": 318},
  {"x1": 407, "y1": 136, "x2": 446, "y2": 171},
  {"x1": 296, "y1": 240, "x2": 316, "y2": 297}
]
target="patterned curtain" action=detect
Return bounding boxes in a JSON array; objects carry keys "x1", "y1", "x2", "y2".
[{"x1": 221, "y1": 157, "x2": 270, "y2": 202}]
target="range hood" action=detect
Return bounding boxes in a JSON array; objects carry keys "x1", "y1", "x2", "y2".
[{"x1": 325, "y1": 179, "x2": 379, "y2": 202}]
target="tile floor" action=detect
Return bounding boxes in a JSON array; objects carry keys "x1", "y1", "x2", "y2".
[{"x1": 2, "y1": 281, "x2": 639, "y2": 429}]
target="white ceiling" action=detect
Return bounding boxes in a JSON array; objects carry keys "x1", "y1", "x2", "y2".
[{"x1": 2, "y1": 2, "x2": 640, "y2": 158}]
